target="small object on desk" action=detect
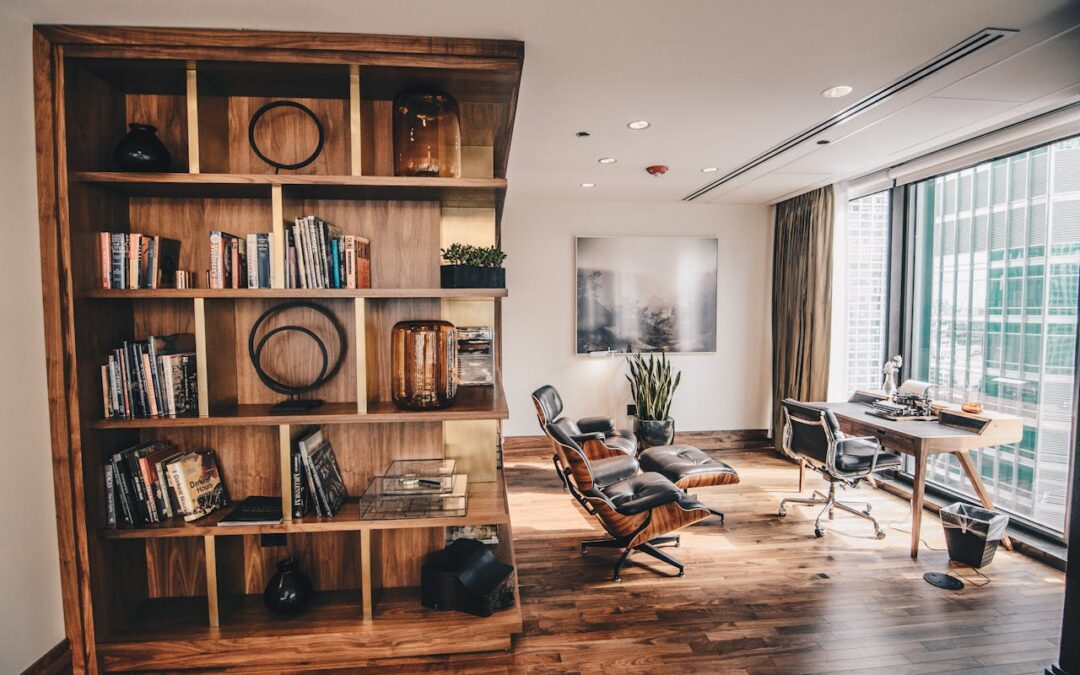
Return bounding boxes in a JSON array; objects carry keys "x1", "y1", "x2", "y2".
[
  {"x1": 961, "y1": 401, "x2": 984, "y2": 414},
  {"x1": 217, "y1": 495, "x2": 283, "y2": 526},
  {"x1": 866, "y1": 394, "x2": 936, "y2": 421}
]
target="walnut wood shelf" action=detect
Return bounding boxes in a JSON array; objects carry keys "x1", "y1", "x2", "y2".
[
  {"x1": 99, "y1": 473, "x2": 511, "y2": 539},
  {"x1": 98, "y1": 588, "x2": 522, "y2": 671},
  {"x1": 74, "y1": 172, "x2": 507, "y2": 206},
  {"x1": 83, "y1": 288, "x2": 508, "y2": 300},
  {"x1": 88, "y1": 385, "x2": 508, "y2": 429},
  {"x1": 35, "y1": 24, "x2": 523, "y2": 672}
]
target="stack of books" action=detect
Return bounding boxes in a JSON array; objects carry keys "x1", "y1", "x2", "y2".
[
  {"x1": 359, "y1": 459, "x2": 468, "y2": 520},
  {"x1": 105, "y1": 444, "x2": 226, "y2": 526},
  {"x1": 209, "y1": 231, "x2": 274, "y2": 289},
  {"x1": 291, "y1": 428, "x2": 348, "y2": 518},
  {"x1": 101, "y1": 333, "x2": 197, "y2": 419},
  {"x1": 285, "y1": 216, "x2": 371, "y2": 289},
  {"x1": 97, "y1": 232, "x2": 181, "y2": 289}
]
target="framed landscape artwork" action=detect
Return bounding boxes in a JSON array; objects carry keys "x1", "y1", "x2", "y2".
[{"x1": 575, "y1": 236, "x2": 718, "y2": 354}]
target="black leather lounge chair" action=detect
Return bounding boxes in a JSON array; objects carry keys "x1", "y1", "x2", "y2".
[{"x1": 531, "y1": 385, "x2": 740, "y2": 580}]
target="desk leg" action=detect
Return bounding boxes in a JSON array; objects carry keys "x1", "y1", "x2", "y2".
[
  {"x1": 954, "y1": 450, "x2": 1014, "y2": 552},
  {"x1": 911, "y1": 453, "x2": 927, "y2": 559}
]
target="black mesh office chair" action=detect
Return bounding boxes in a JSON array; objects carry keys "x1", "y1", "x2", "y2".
[{"x1": 778, "y1": 398, "x2": 902, "y2": 538}]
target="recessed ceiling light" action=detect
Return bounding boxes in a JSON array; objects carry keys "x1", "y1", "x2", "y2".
[
  {"x1": 580, "y1": 182, "x2": 596, "y2": 188},
  {"x1": 598, "y1": 157, "x2": 617, "y2": 165},
  {"x1": 816, "y1": 139, "x2": 830, "y2": 145},
  {"x1": 701, "y1": 167, "x2": 719, "y2": 173},
  {"x1": 821, "y1": 85, "x2": 853, "y2": 99},
  {"x1": 576, "y1": 131, "x2": 591, "y2": 137},
  {"x1": 627, "y1": 120, "x2": 650, "y2": 130}
]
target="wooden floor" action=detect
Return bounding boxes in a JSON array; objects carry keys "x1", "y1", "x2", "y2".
[{"x1": 299, "y1": 446, "x2": 1065, "y2": 674}]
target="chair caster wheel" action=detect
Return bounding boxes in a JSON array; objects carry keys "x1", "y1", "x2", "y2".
[
  {"x1": 778, "y1": 507, "x2": 787, "y2": 517},
  {"x1": 678, "y1": 569, "x2": 685, "y2": 577},
  {"x1": 875, "y1": 529, "x2": 886, "y2": 540},
  {"x1": 613, "y1": 575, "x2": 621, "y2": 582},
  {"x1": 674, "y1": 537, "x2": 681, "y2": 548},
  {"x1": 581, "y1": 546, "x2": 588, "y2": 555},
  {"x1": 814, "y1": 528, "x2": 826, "y2": 538},
  {"x1": 863, "y1": 505, "x2": 873, "y2": 515}
]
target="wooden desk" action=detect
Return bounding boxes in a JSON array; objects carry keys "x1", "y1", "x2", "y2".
[{"x1": 813, "y1": 402, "x2": 1023, "y2": 558}]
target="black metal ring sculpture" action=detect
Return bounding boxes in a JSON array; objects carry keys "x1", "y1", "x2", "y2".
[
  {"x1": 248, "y1": 301, "x2": 346, "y2": 397},
  {"x1": 248, "y1": 100, "x2": 325, "y2": 172}
]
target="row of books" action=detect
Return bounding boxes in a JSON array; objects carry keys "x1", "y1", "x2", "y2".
[
  {"x1": 286, "y1": 216, "x2": 371, "y2": 289},
  {"x1": 97, "y1": 232, "x2": 180, "y2": 289},
  {"x1": 105, "y1": 443, "x2": 225, "y2": 526},
  {"x1": 290, "y1": 428, "x2": 347, "y2": 517},
  {"x1": 101, "y1": 333, "x2": 197, "y2": 419},
  {"x1": 209, "y1": 231, "x2": 274, "y2": 289}
]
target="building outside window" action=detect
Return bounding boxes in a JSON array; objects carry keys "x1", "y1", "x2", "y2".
[
  {"x1": 844, "y1": 191, "x2": 891, "y2": 393},
  {"x1": 910, "y1": 136, "x2": 1080, "y2": 535}
]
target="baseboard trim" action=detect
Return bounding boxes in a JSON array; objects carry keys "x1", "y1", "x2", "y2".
[
  {"x1": 21, "y1": 639, "x2": 70, "y2": 675},
  {"x1": 504, "y1": 428, "x2": 770, "y2": 457}
]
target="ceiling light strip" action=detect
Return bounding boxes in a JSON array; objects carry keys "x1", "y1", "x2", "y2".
[{"x1": 683, "y1": 27, "x2": 1016, "y2": 201}]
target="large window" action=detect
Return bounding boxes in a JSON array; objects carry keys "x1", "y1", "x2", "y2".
[
  {"x1": 910, "y1": 136, "x2": 1080, "y2": 534},
  {"x1": 844, "y1": 191, "x2": 891, "y2": 392}
]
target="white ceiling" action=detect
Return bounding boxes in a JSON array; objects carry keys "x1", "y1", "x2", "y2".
[{"x1": 6, "y1": 0, "x2": 1080, "y2": 204}]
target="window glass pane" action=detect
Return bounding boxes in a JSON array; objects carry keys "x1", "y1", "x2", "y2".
[
  {"x1": 844, "y1": 191, "x2": 891, "y2": 392},
  {"x1": 910, "y1": 135, "x2": 1080, "y2": 534}
]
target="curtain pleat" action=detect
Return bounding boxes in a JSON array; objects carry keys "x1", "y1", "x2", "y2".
[{"x1": 772, "y1": 185, "x2": 834, "y2": 450}]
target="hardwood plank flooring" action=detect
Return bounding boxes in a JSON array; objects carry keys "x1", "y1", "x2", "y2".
[{"x1": 274, "y1": 447, "x2": 1064, "y2": 674}]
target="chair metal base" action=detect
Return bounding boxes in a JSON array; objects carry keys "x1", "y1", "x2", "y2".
[
  {"x1": 581, "y1": 535, "x2": 684, "y2": 581},
  {"x1": 779, "y1": 481, "x2": 885, "y2": 539}
]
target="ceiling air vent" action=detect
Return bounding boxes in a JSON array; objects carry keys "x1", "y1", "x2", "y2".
[{"x1": 683, "y1": 27, "x2": 1017, "y2": 201}]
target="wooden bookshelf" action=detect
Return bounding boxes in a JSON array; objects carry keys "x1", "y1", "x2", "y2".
[{"x1": 33, "y1": 25, "x2": 523, "y2": 672}]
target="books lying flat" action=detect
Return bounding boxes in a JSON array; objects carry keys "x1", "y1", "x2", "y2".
[{"x1": 217, "y1": 495, "x2": 283, "y2": 526}]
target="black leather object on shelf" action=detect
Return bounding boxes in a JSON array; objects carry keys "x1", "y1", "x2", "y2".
[{"x1": 420, "y1": 538, "x2": 516, "y2": 618}]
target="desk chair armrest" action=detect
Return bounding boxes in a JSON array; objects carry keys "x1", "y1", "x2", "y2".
[
  {"x1": 571, "y1": 431, "x2": 606, "y2": 444},
  {"x1": 832, "y1": 435, "x2": 884, "y2": 479},
  {"x1": 577, "y1": 416, "x2": 616, "y2": 434}
]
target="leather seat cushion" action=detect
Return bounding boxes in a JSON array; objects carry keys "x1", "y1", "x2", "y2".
[
  {"x1": 836, "y1": 438, "x2": 902, "y2": 472},
  {"x1": 589, "y1": 455, "x2": 640, "y2": 488},
  {"x1": 601, "y1": 473, "x2": 681, "y2": 515},
  {"x1": 603, "y1": 433, "x2": 638, "y2": 456},
  {"x1": 639, "y1": 445, "x2": 740, "y2": 487}
]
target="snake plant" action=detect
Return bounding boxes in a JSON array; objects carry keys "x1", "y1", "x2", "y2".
[{"x1": 626, "y1": 352, "x2": 681, "y2": 421}]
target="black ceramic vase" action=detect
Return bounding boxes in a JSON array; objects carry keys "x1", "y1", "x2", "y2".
[
  {"x1": 633, "y1": 417, "x2": 675, "y2": 450},
  {"x1": 263, "y1": 558, "x2": 312, "y2": 615},
  {"x1": 113, "y1": 123, "x2": 172, "y2": 172}
]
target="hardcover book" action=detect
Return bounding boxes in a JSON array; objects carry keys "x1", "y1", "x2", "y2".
[{"x1": 166, "y1": 450, "x2": 227, "y2": 522}]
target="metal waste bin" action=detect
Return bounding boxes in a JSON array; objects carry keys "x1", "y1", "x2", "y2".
[{"x1": 940, "y1": 502, "x2": 1009, "y2": 568}]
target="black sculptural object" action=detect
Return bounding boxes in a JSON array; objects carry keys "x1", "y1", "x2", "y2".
[
  {"x1": 263, "y1": 558, "x2": 312, "y2": 615},
  {"x1": 113, "y1": 123, "x2": 172, "y2": 172},
  {"x1": 421, "y1": 538, "x2": 515, "y2": 617}
]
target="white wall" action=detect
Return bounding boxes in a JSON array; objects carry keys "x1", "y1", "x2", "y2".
[
  {"x1": 501, "y1": 198, "x2": 772, "y2": 437},
  {"x1": 0, "y1": 8, "x2": 68, "y2": 672}
]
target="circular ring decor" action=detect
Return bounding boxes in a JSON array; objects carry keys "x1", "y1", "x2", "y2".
[
  {"x1": 248, "y1": 301, "x2": 346, "y2": 397},
  {"x1": 247, "y1": 100, "x2": 325, "y2": 172}
]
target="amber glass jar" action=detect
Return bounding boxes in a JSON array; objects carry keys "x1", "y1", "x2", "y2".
[
  {"x1": 391, "y1": 320, "x2": 458, "y2": 410},
  {"x1": 393, "y1": 90, "x2": 461, "y2": 177}
]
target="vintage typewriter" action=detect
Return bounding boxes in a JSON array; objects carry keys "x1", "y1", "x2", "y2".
[{"x1": 866, "y1": 392, "x2": 937, "y2": 421}]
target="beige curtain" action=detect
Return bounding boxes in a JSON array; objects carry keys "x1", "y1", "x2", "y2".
[{"x1": 772, "y1": 185, "x2": 834, "y2": 450}]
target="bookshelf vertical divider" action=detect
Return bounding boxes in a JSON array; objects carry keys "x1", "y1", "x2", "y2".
[{"x1": 33, "y1": 25, "x2": 523, "y2": 672}]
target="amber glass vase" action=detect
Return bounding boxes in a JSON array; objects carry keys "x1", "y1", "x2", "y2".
[
  {"x1": 391, "y1": 320, "x2": 458, "y2": 410},
  {"x1": 393, "y1": 90, "x2": 461, "y2": 177}
]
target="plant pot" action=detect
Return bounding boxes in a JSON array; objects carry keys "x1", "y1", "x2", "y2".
[
  {"x1": 633, "y1": 417, "x2": 675, "y2": 449},
  {"x1": 441, "y1": 265, "x2": 505, "y2": 289},
  {"x1": 113, "y1": 123, "x2": 172, "y2": 172}
]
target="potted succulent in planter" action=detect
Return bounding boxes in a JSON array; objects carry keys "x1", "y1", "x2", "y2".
[
  {"x1": 626, "y1": 352, "x2": 681, "y2": 449},
  {"x1": 440, "y1": 243, "x2": 507, "y2": 288}
]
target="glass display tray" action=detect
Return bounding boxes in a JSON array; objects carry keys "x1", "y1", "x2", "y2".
[
  {"x1": 379, "y1": 472, "x2": 458, "y2": 496},
  {"x1": 384, "y1": 458, "x2": 456, "y2": 477},
  {"x1": 359, "y1": 474, "x2": 468, "y2": 520}
]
